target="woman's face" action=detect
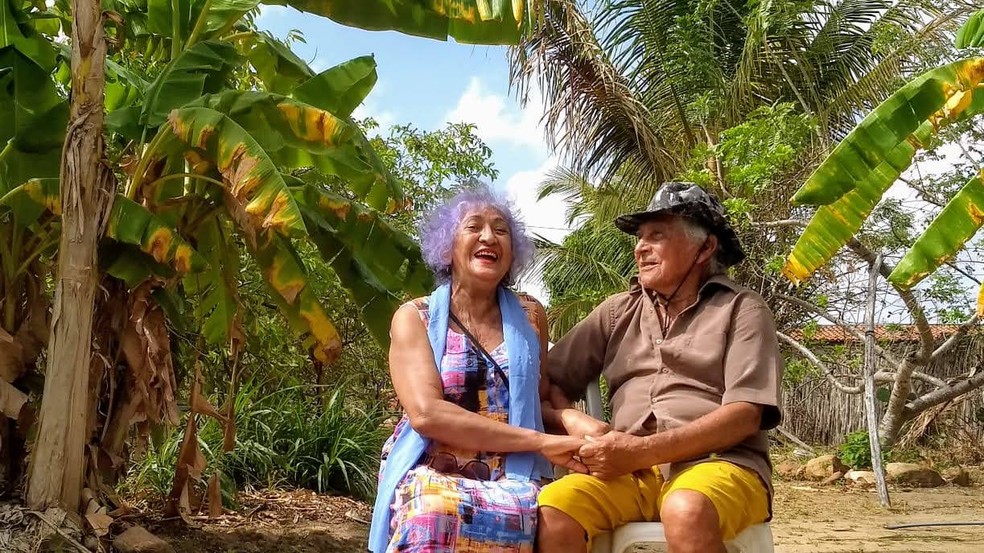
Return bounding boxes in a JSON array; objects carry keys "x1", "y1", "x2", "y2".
[{"x1": 450, "y1": 205, "x2": 513, "y2": 287}]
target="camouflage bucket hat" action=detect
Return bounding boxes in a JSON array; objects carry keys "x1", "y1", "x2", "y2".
[{"x1": 614, "y1": 182, "x2": 746, "y2": 266}]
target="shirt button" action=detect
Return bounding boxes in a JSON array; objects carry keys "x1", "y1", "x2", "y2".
[
  {"x1": 651, "y1": 398, "x2": 658, "y2": 404},
  {"x1": 655, "y1": 339, "x2": 663, "y2": 344}
]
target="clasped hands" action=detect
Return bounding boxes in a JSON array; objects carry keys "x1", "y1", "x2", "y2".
[{"x1": 545, "y1": 409, "x2": 646, "y2": 480}]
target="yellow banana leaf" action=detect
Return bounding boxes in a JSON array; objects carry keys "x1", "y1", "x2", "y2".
[
  {"x1": 272, "y1": 0, "x2": 540, "y2": 45},
  {"x1": 250, "y1": 233, "x2": 343, "y2": 363},
  {"x1": 295, "y1": 184, "x2": 432, "y2": 345},
  {"x1": 783, "y1": 58, "x2": 984, "y2": 284},
  {"x1": 188, "y1": 90, "x2": 405, "y2": 213},
  {"x1": 889, "y1": 173, "x2": 984, "y2": 289},
  {"x1": 167, "y1": 106, "x2": 308, "y2": 238},
  {"x1": 106, "y1": 196, "x2": 208, "y2": 274}
]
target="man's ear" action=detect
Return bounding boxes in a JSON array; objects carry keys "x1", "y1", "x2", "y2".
[{"x1": 697, "y1": 234, "x2": 719, "y2": 264}]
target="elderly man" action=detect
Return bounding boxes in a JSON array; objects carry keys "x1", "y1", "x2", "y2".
[{"x1": 538, "y1": 182, "x2": 782, "y2": 553}]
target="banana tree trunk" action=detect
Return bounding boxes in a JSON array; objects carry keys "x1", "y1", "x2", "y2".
[{"x1": 25, "y1": 0, "x2": 114, "y2": 511}]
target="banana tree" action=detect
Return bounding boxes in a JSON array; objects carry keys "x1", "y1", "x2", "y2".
[
  {"x1": 782, "y1": 12, "x2": 984, "y2": 444},
  {"x1": 17, "y1": 0, "x2": 542, "y2": 514}
]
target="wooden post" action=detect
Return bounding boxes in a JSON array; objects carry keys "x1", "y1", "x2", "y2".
[
  {"x1": 25, "y1": 0, "x2": 114, "y2": 511},
  {"x1": 863, "y1": 254, "x2": 890, "y2": 507}
]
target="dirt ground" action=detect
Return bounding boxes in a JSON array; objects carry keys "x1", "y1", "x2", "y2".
[
  {"x1": 135, "y1": 482, "x2": 984, "y2": 553},
  {"x1": 770, "y1": 483, "x2": 984, "y2": 552}
]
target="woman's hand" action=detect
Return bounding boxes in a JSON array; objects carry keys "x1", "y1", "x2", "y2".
[
  {"x1": 560, "y1": 408, "x2": 610, "y2": 439},
  {"x1": 539, "y1": 434, "x2": 589, "y2": 474}
]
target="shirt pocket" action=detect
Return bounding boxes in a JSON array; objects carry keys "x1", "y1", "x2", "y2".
[{"x1": 663, "y1": 331, "x2": 728, "y2": 392}]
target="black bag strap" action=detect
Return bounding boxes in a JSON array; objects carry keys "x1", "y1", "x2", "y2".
[{"x1": 448, "y1": 311, "x2": 509, "y2": 388}]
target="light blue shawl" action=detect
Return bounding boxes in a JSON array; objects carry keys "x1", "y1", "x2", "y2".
[{"x1": 368, "y1": 283, "x2": 551, "y2": 552}]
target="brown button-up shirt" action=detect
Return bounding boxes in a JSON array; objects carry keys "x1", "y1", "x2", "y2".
[{"x1": 548, "y1": 274, "x2": 783, "y2": 504}]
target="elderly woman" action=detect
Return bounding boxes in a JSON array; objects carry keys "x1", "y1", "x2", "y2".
[{"x1": 368, "y1": 186, "x2": 588, "y2": 553}]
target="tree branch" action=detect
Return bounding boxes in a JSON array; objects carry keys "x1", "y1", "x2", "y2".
[
  {"x1": 904, "y1": 369, "x2": 984, "y2": 416},
  {"x1": 776, "y1": 294, "x2": 902, "y2": 366},
  {"x1": 931, "y1": 315, "x2": 980, "y2": 361},
  {"x1": 777, "y1": 332, "x2": 863, "y2": 394},
  {"x1": 847, "y1": 239, "x2": 933, "y2": 363}
]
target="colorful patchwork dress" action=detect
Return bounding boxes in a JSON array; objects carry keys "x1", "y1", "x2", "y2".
[{"x1": 379, "y1": 299, "x2": 541, "y2": 552}]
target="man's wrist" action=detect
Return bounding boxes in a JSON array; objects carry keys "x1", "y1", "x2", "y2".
[{"x1": 636, "y1": 433, "x2": 665, "y2": 468}]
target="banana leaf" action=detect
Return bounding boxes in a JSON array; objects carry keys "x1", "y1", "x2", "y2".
[
  {"x1": 294, "y1": 184, "x2": 432, "y2": 345},
  {"x1": 956, "y1": 10, "x2": 984, "y2": 49},
  {"x1": 146, "y1": 0, "x2": 193, "y2": 40},
  {"x1": 783, "y1": 58, "x2": 984, "y2": 284},
  {"x1": 0, "y1": 0, "x2": 57, "y2": 70},
  {"x1": 889, "y1": 174, "x2": 984, "y2": 289},
  {"x1": 187, "y1": 90, "x2": 404, "y2": 212},
  {"x1": 184, "y1": 217, "x2": 243, "y2": 346},
  {"x1": 292, "y1": 55, "x2": 377, "y2": 118},
  {"x1": 250, "y1": 233, "x2": 343, "y2": 363},
  {"x1": 106, "y1": 196, "x2": 208, "y2": 274},
  {"x1": 131, "y1": 40, "x2": 240, "y2": 132},
  {"x1": 0, "y1": 48, "x2": 66, "y2": 153},
  {"x1": 167, "y1": 105, "x2": 308, "y2": 238},
  {"x1": 246, "y1": 32, "x2": 315, "y2": 95},
  {"x1": 270, "y1": 0, "x2": 538, "y2": 45},
  {"x1": 0, "y1": 178, "x2": 59, "y2": 226},
  {"x1": 198, "y1": 0, "x2": 262, "y2": 37}
]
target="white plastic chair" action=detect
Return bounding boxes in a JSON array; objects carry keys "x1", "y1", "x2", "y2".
[{"x1": 583, "y1": 380, "x2": 775, "y2": 553}]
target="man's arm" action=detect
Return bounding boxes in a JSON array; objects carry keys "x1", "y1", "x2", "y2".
[
  {"x1": 543, "y1": 296, "x2": 618, "y2": 437},
  {"x1": 579, "y1": 402, "x2": 762, "y2": 478}
]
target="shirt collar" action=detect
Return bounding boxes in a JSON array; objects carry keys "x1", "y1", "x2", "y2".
[{"x1": 628, "y1": 273, "x2": 739, "y2": 301}]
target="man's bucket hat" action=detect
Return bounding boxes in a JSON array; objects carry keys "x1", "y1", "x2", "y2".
[{"x1": 614, "y1": 181, "x2": 746, "y2": 267}]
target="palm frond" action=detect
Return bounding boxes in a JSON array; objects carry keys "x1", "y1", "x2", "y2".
[{"x1": 509, "y1": 0, "x2": 678, "y2": 186}]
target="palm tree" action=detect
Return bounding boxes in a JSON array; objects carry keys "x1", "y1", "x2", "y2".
[
  {"x1": 510, "y1": 0, "x2": 977, "y2": 323},
  {"x1": 512, "y1": 0, "x2": 976, "y2": 194}
]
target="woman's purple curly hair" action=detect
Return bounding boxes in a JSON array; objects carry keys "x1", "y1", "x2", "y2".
[{"x1": 419, "y1": 184, "x2": 534, "y2": 286}]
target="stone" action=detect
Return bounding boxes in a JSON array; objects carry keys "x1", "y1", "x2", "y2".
[
  {"x1": 804, "y1": 455, "x2": 849, "y2": 481},
  {"x1": 942, "y1": 466, "x2": 970, "y2": 487},
  {"x1": 885, "y1": 463, "x2": 944, "y2": 488},
  {"x1": 113, "y1": 526, "x2": 175, "y2": 553},
  {"x1": 845, "y1": 470, "x2": 877, "y2": 486},
  {"x1": 775, "y1": 460, "x2": 804, "y2": 479}
]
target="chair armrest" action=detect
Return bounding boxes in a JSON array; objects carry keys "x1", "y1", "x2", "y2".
[{"x1": 585, "y1": 379, "x2": 605, "y2": 420}]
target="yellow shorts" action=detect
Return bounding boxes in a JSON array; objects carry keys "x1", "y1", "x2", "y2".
[{"x1": 538, "y1": 460, "x2": 769, "y2": 542}]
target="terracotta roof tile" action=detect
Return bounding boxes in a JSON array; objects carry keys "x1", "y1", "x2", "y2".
[{"x1": 787, "y1": 324, "x2": 968, "y2": 343}]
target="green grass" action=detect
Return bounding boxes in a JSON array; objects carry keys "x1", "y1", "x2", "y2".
[{"x1": 124, "y1": 378, "x2": 389, "y2": 503}]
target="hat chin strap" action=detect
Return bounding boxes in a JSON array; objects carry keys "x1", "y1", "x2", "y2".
[{"x1": 653, "y1": 239, "x2": 708, "y2": 309}]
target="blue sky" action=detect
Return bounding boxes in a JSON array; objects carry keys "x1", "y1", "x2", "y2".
[{"x1": 257, "y1": 7, "x2": 571, "y2": 298}]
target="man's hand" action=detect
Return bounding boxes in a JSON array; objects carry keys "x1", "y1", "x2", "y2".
[
  {"x1": 578, "y1": 431, "x2": 648, "y2": 479},
  {"x1": 539, "y1": 434, "x2": 589, "y2": 474},
  {"x1": 560, "y1": 409, "x2": 610, "y2": 439}
]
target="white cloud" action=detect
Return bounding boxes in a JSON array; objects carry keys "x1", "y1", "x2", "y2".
[
  {"x1": 444, "y1": 77, "x2": 548, "y2": 153},
  {"x1": 255, "y1": 5, "x2": 290, "y2": 26},
  {"x1": 352, "y1": 103, "x2": 397, "y2": 136},
  {"x1": 505, "y1": 157, "x2": 575, "y2": 304}
]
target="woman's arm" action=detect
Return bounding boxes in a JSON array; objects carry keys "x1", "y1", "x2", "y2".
[{"x1": 389, "y1": 302, "x2": 584, "y2": 466}]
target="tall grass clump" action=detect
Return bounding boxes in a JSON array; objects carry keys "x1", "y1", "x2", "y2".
[{"x1": 125, "y1": 379, "x2": 390, "y2": 502}]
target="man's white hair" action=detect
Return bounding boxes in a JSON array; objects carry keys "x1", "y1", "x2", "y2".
[{"x1": 678, "y1": 217, "x2": 728, "y2": 276}]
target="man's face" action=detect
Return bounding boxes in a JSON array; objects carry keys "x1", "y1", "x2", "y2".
[{"x1": 633, "y1": 215, "x2": 705, "y2": 293}]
